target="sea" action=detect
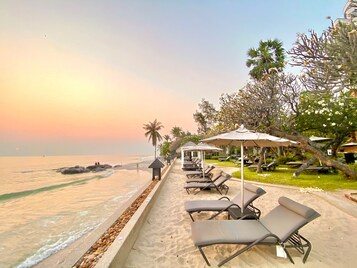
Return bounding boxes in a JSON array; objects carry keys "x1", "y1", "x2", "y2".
[{"x1": 0, "y1": 154, "x2": 156, "y2": 268}]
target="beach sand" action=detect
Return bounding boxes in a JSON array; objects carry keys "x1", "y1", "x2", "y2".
[{"x1": 123, "y1": 161, "x2": 357, "y2": 268}]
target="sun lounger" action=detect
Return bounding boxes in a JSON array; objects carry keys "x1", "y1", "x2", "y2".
[
  {"x1": 186, "y1": 170, "x2": 222, "y2": 184},
  {"x1": 218, "y1": 156, "x2": 231, "y2": 161},
  {"x1": 248, "y1": 161, "x2": 277, "y2": 171},
  {"x1": 185, "y1": 165, "x2": 215, "y2": 179},
  {"x1": 184, "y1": 172, "x2": 231, "y2": 195},
  {"x1": 262, "y1": 161, "x2": 277, "y2": 171},
  {"x1": 191, "y1": 196, "x2": 320, "y2": 266},
  {"x1": 305, "y1": 166, "x2": 332, "y2": 173},
  {"x1": 184, "y1": 183, "x2": 266, "y2": 221},
  {"x1": 182, "y1": 158, "x2": 201, "y2": 171}
]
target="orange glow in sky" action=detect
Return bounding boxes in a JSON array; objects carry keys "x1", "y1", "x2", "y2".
[
  {"x1": 0, "y1": 0, "x2": 345, "y2": 156},
  {"x1": 0, "y1": 39, "x2": 196, "y2": 146}
]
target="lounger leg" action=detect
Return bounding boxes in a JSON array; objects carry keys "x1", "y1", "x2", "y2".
[
  {"x1": 282, "y1": 244, "x2": 295, "y2": 264},
  {"x1": 218, "y1": 242, "x2": 257, "y2": 267},
  {"x1": 286, "y1": 233, "x2": 312, "y2": 263},
  {"x1": 299, "y1": 234, "x2": 312, "y2": 263},
  {"x1": 218, "y1": 234, "x2": 281, "y2": 267},
  {"x1": 198, "y1": 247, "x2": 211, "y2": 266},
  {"x1": 193, "y1": 189, "x2": 201, "y2": 195},
  {"x1": 188, "y1": 212, "x2": 195, "y2": 222}
]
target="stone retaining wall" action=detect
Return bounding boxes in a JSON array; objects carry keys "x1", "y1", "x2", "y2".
[{"x1": 94, "y1": 160, "x2": 175, "y2": 267}]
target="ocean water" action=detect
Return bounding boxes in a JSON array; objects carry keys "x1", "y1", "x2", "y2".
[{"x1": 0, "y1": 155, "x2": 155, "y2": 268}]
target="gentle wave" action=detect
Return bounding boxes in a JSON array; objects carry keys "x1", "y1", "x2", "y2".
[
  {"x1": 16, "y1": 226, "x2": 96, "y2": 268},
  {"x1": 0, "y1": 171, "x2": 113, "y2": 202}
]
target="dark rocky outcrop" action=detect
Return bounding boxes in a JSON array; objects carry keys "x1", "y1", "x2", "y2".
[
  {"x1": 58, "y1": 165, "x2": 90, "y2": 175},
  {"x1": 57, "y1": 164, "x2": 112, "y2": 175},
  {"x1": 86, "y1": 164, "x2": 112, "y2": 171}
]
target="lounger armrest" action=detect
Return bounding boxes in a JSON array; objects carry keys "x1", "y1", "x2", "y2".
[
  {"x1": 208, "y1": 204, "x2": 240, "y2": 220},
  {"x1": 218, "y1": 196, "x2": 230, "y2": 201}
]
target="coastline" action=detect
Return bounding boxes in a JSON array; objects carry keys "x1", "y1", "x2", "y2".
[
  {"x1": 0, "y1": 155, "x2": 155, "y2": 268},
  {"x1": 34, "y1": 180, "x2": 153, "y2": 268},
  {"x1": 34, "y1": 157, "x2": 168, "y2": 268}
]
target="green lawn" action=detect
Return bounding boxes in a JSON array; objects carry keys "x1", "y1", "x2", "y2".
[{"x1": 205, "y1": 159, "x2": 357, "y2": 191}]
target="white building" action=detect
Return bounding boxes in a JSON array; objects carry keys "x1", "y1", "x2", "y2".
[
  {"x1": 336, "y1": 0, "x2": 357, "y2": 23},
  {"x1": 343, "y1": 0, "x2": 357, "y2": 21}
]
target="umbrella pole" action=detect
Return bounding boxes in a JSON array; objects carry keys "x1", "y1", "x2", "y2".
[
  {"x1": 241, "y1": 143, "x2": 244, "y2": 214},
  {"x1": 202, "y1": 151, "x2": 205, "y2": 179},
  {"x1": 181, "y1": 148, "x2": 184, "y2": 168}
]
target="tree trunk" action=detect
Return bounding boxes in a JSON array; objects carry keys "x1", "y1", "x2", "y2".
[
  {"x1": 256, "y1": 147, "x2": 266, "y2": 173},
  {"x1": 293, "y1": 156, "x2": 317, "y2": 177},
  {"x1": 270, "y1": 128, "x2": 357, "y2": 179}
]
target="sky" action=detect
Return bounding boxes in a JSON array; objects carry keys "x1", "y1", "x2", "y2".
[{"x1": 0, "y1": 0, "x2": 347, "y2": 156}]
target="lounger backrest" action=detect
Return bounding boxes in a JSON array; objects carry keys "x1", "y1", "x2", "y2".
[
  {"x1": 204, "y1": 165, "x2": 215, "y2": 174},
  {"x1": 267, "y1": 161, "x2": 276, "y2": 167},
  {"x1": 231, "y1": 183, "x2": 266, "y2": 207},
  {"x1": 260, "y1": 197, "x2": 320, "y2": 242},
  {"x1": 214, "y1": 172, "x2": 231, "y2": 186},
  {"x1": 210, "y1": 171, "x2": 223, "y2": 182}
]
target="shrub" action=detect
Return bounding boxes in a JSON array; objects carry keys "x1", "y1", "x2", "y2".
[{"x1": 276, "y1": 155, "x2": 295, "y2": 165}]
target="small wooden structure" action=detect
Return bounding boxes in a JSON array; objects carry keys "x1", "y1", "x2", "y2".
[{"x1": 148, "y1": 158, "x2": 165, "y2": 180}]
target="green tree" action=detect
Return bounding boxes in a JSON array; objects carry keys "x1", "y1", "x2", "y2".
[
  {"x1": 160, "y1": 141, "x2": 171, "y2": 157},
  {"x1": 193, "y1": 98, "x2": 217, "y2": 134},
  {"x1": 246, "y1": 39, "x2": 285, "y2": 80},
  {"x1": 289, "y1": 21, "x2": 357, "y2": 93},
  {"x1": 297, "y1": 91, "x2": 357, "y2": 156},
  {"x1": 171, "y1": 126, "x2": 184, "y2": 139},
  {"x1": 163, "y1": 134, "x2": 171, "y2": 142},
  {"x1": 180, "y1": 134, "x2": 202, "y2": 147},
  {"x1": 143, "y1": 119, "x2": 164, "y2": 158}
]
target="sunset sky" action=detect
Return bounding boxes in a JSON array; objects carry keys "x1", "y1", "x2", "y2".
[{"x1": 0, "y1": 0, "x2": 346, "y2": 156}]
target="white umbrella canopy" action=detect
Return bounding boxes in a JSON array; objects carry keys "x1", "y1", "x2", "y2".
[
  {"x1": 310, "y1": 136, "x2": 333, "y2": 143},
  {"x1": 183, "y1": 142, "x2": 222, "y2": 178},
  {"x1": 202, "y1": 125, "x2": 296, "y2": 214},
  {"x1": 203, "y1": 126, "x2": 294, "y2": 147},
  {"x1": 183, "y1": 142, "x2": 223, "y2": 152}
]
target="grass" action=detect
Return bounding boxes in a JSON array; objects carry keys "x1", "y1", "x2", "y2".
[{"x1": 205, "y1": 159, "x2": 357, "y2": 191}]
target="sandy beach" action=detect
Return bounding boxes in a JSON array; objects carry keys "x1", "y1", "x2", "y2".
[{"x1": 123, "y1": 160, "x2": 357, "y2": 268}]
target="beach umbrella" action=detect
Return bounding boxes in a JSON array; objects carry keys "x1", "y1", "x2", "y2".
[
  {"x1": 309, "y1": 136, "x2": 333, "y2": 143},
  {"x1": 183, "y1": 142, "x2": 222, "y2": 178},
  {"x1": 202, "y1": 125, "x2": 296, "y2": 214}
]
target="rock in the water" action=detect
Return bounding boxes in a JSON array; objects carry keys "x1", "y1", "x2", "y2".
[
  {"x1": 58, "y1": 164, "x2": 112, "y2": 175},
  {"x1": 61, "y1": 166, "x2": 89, "y2": 174},
  {"x1": 86, "y1": 164, "x2": 112, "y2": 171}
]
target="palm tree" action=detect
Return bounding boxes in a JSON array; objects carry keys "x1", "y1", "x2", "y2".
[
  {"x1": 143, "y1": 119, "x2": 164, "y2": 158},
  {"x1": 246, "y1": 39, "x2": 285, "y2": 80},
  {"x1": 171, "y1": 126, "x2": 183, "y2": 139},
  {"x1": 163, "y1": 134, "x2": 171, "y2": 142}
]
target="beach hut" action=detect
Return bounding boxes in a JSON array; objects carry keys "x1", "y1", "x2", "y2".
[{"x1": 148, "y1": 158, "x2": 165, "y2": 180}]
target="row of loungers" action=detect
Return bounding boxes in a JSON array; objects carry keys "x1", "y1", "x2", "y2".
[
  {"x1": 182, "y1": 170, "x2": 321, "y2": 266},
  {"x1": 184, "y1": 170, "x2": 231, "y2": 195},
  {"x1": 182, "y1": 158, "x2": 202, "y2": 170}
]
